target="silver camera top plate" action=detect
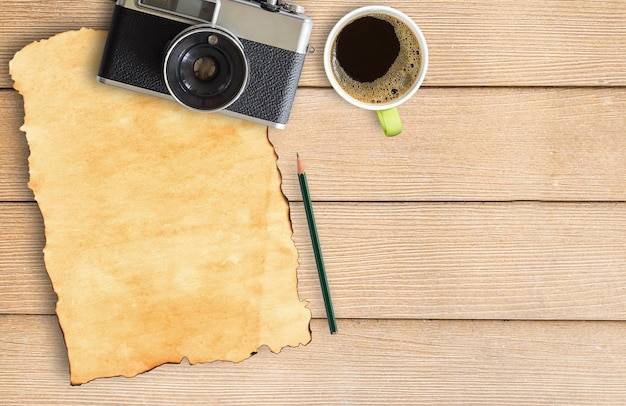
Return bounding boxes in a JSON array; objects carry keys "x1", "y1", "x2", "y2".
[{"x1": 117, "y1": 0, "x2": 312, "y2": 54}]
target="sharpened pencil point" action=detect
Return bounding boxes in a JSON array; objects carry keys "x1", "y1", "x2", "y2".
[{"x1": 296, "y1": 153, "x2": 304, "y2": 174}]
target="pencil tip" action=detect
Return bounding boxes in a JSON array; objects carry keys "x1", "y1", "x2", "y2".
[{"x1": 296, "y1": 153, "x2": 304, "y2": 174}]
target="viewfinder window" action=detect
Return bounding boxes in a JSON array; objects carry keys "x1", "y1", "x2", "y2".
[{"x1": 139, "y1": 0, "x2": 218, "y2": 22}]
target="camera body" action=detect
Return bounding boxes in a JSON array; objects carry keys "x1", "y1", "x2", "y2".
[{"x1": 97, "y1": 0, "x2": 312, "y2": 128}]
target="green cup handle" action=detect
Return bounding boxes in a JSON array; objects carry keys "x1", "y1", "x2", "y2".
[{"x1": 376, "y1": 108, "x2": 402, "y2": 137}]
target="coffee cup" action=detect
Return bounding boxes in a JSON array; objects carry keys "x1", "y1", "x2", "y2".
[{"x1": 324, "y1": 6, "x2": 428, "y2": 136}]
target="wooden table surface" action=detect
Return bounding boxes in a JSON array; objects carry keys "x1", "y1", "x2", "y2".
[{"x1": 3, "y1": 0, "x2": 626, "y2": 404}]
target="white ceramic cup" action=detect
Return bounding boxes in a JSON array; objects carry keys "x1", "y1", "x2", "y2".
[{"x1": 324, "y1": 6, "x2": 428, "y2": 136}]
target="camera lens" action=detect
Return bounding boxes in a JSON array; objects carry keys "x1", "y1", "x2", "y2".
[
  {"x1": 164, "y1": 25, "x2": 248, "y2": 111},
  {"x1": 193, "y1": 56, "x2": 217, "y2": 81}
]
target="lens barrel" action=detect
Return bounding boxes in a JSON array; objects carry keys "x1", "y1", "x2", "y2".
[{"x1": 164, "y1": 25, "x2": 248, "y2": 111}]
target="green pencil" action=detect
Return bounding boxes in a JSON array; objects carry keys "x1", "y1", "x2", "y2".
[{"x1": 297, "y1": 153, "x2": 338, "y2": 334}]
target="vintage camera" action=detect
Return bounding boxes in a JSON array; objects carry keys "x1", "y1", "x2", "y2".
[{"x1": 97, "y1": 0, "x2": 312, "y2": 128}]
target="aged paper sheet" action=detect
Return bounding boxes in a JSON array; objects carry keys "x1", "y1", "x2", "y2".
[{"x1": 10, "y1": 28, "x2": 311, "y2": 385}]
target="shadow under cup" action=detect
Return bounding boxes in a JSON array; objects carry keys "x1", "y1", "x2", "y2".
[{"x1": 324, "y1": 7, "x2": 428, "y2": 136}]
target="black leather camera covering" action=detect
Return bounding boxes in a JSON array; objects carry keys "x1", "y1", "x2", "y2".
[
  {"x1": 230, "y1": 39, "x2": 304, "y2": 125},
  {"x1": 98, "y1": 6, "x2": 305, "y2": 125},
  {"x1": 98, "y1": 7, "x2": 185, "y2": 95}
]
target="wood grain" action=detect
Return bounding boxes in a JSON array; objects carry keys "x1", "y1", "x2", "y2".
[
  {"x1": 5, "y1": 87, "x2": 626, "y2": 202},
  {"x1": 272, "y1": 86, "x2": 626, "y2": 202},
  {"x1": 3, "y1": 0, "x2": 626, "y2": 88},
  {"x1": 5, "y1": 201, "x2": 626, "y2": 320},
  {"x1": 0, "y1": 91, "x2": 32, "y2": 201},
  {"x1": 4, "y1": 0, "x2": 626, "y2": 402},
  {"x1": 301, "y1": 0, "x2": 626, "y2": 86},
  {"x1": 2, "y1": 316, "x2": 626, "y2": 404}
]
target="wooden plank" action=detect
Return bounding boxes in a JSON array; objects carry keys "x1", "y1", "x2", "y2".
[
  {"x1": 293, "y1": 202, "x2": 626, "y2": 320},
  {"x1": 1, "y1": 315, "x2": 626, "y2": 404},
  {"x1": 4, "y1": 201, "x2": 626, "y2": 320},
  {"x1": 5, "y1": 87, "x2": 626, "y2": 202},
  {"x1": 274, "y1": 87, "x2": 626, "y2": 202},
  {"x1": 0, "y1": 91, "x2": 33, "y2": 201},
  {"x1": 302, "y1": 0, "x2": 626, "y2": 87},
  {"x1": 3, "y1": 1, "x2": 626, "y2": 89},
  {"x1": 1, "y1": 0, "x2": 114, "y2": 89},
  {"x1": 0, "y1": 203, "x2": 49, "y2": 314}
]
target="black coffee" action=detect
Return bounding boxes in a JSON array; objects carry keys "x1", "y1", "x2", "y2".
[
  {"x1": 330, "y1": 13, "x2": 422, "y2": 104},
  {"x1": 335, "y1": 16, "x2": 400, "y2": 83}
]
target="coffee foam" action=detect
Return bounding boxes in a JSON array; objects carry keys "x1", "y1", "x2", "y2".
[{"x1": 331, "y1": 13, "x2": 422, "y2": 105}]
